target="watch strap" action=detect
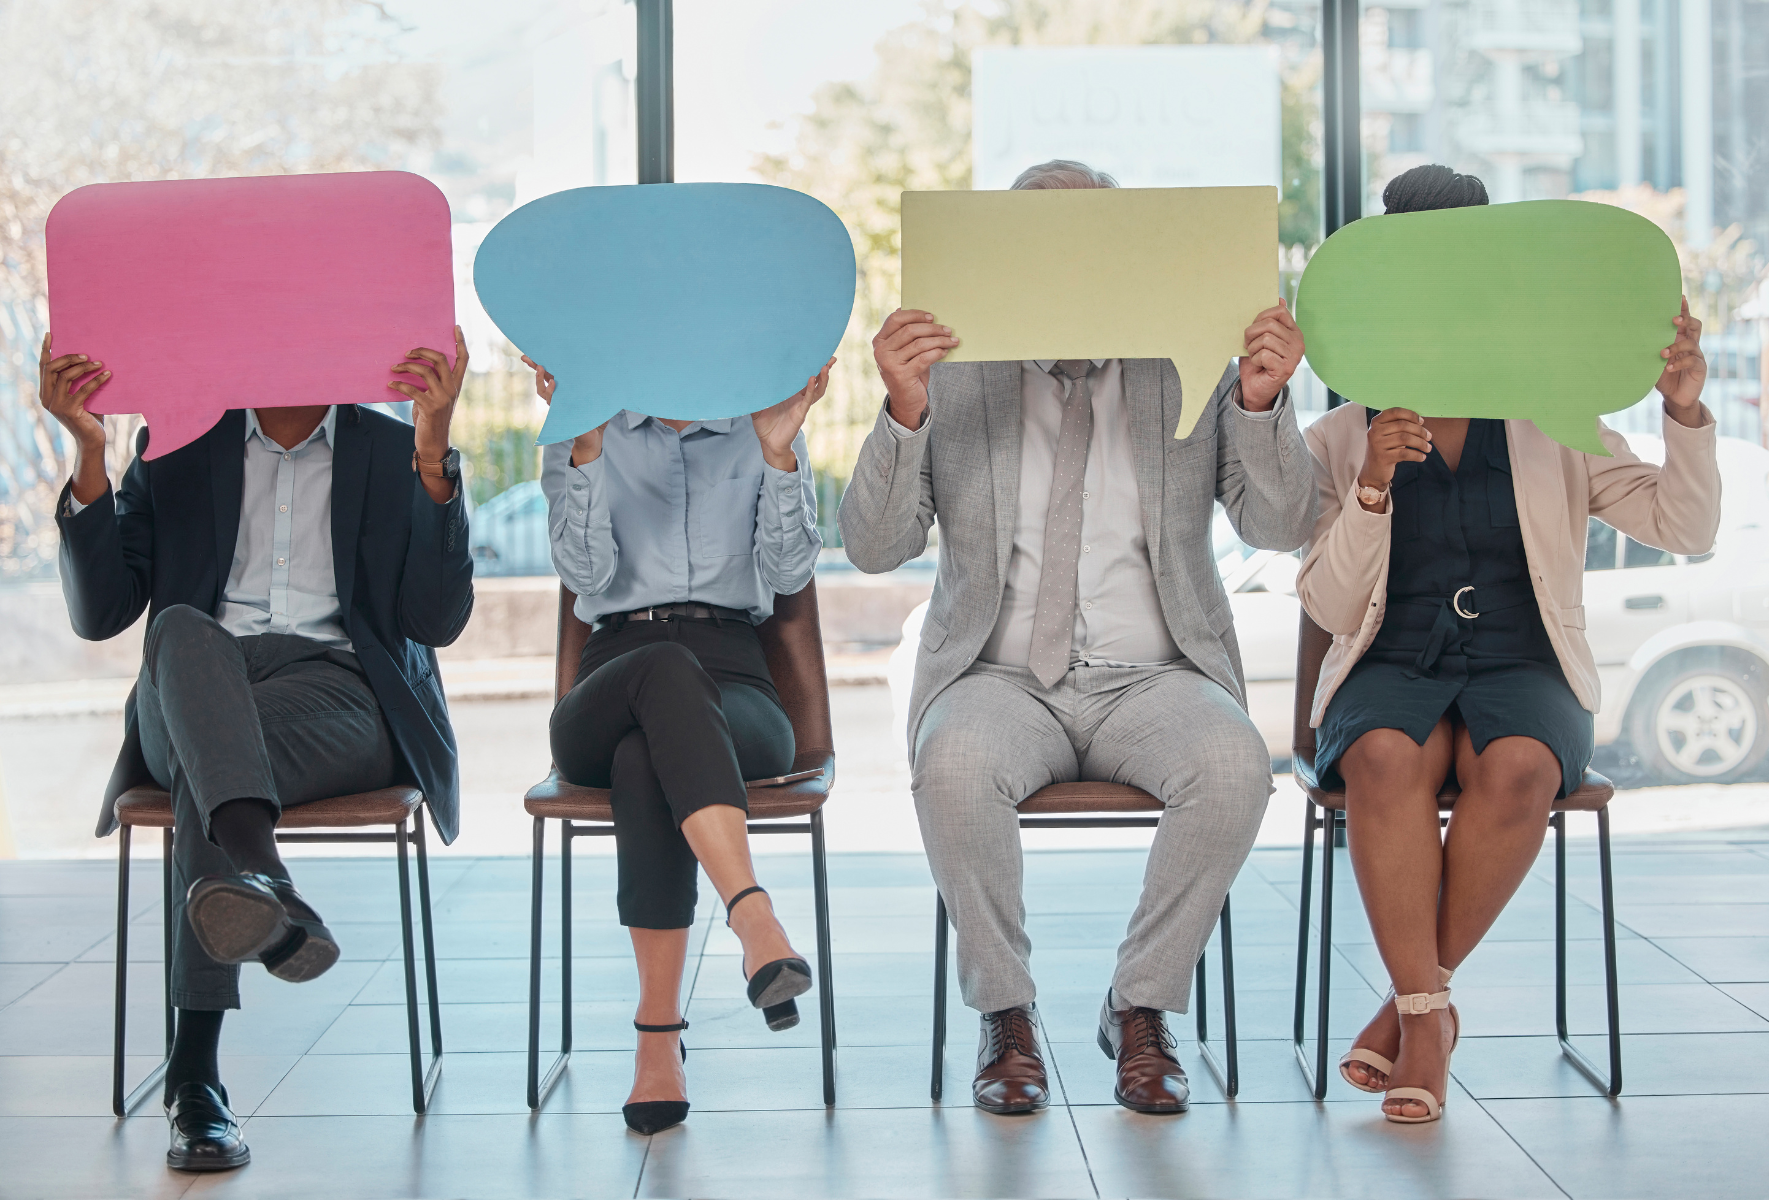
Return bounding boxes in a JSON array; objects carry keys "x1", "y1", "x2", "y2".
[{"x1": 413, "y1": 449, "x2": 457, "y2": 479}]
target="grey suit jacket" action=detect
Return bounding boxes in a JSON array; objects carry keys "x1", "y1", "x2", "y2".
[{"x1": 838, "y1": 359, "x2": 1317, "y2": 758}]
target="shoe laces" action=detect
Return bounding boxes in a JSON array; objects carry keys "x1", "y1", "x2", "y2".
[
  {"x1": 1124, "y1": 1007, "x2": 1178, "y2": 1061},
  {"x1": 986, "y1": 1007, "x2": 1037, "y2": 1061}
]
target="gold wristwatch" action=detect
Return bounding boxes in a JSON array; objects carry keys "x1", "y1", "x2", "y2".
[{"x1": 1355, "y1": 480, "x2": 1389, "y2": 508}]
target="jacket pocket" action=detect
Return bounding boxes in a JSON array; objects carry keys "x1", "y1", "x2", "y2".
[
  {"x1": 1560, "y1": 605, "x2": 1586, "y2": 629},
  {"x1": 691, "y1": 475, "x2": 763, "y2": 558},
  {"x1": 1205, "y1": 597, "x2": 1234, "y2": 636},
  {"x1": 919, "y1": 613, "x2": 949, "y2": 652}
]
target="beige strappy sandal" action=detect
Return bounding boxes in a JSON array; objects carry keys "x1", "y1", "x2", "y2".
[
  {"x1": 1339, "y1": 966, "x2": 1453, "y2": 1094},
  {"x1": 1383, "y1": 986, "x2": 1456, "y2": 1124}
]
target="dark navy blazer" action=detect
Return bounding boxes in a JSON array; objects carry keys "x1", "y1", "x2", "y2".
[{"x1": 56, "y1": 406, "x2": 475, "y2": 843}]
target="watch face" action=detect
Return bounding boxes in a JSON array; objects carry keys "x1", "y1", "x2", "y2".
[{"x1": 441, "y1": 448, "x2": 461, "y2": 478}]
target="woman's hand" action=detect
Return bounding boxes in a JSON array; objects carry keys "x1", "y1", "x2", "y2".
[
  {"x1": 1360, "y1": 407, "x2": 1432, "y2": 509},
  {"x1": 1238, "y1": 298, "x2": 1305, "y2": 410},
  {"x1": 524, "y1": 354, "x2": 609, "y2": 466},
  {"x1": 752, "y1": 357, "x2": 834, "y2": 472},
  {"x1": 873, "y1": 309, "x2": 957, "y2": 429},
  {"x1": 38, "y1": 333, "x2": 112, "y2": 505},
  {"x1": 1655, "y1": 296, "x2": 1707, "y2": 427}
]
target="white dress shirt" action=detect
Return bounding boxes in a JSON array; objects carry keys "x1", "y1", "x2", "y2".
[
  {"x1": 69, "y1": 407, "x2": 351, "y2": 649},
  {"x1": 217, "y1": 407, "x2": 350, "y2": 649},
  {"x1": 888, "y1": 358, "x2": 1278, "y2": 670}
]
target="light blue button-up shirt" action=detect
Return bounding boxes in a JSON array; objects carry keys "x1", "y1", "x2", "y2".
[
  {"x1": 542, "y1": 411, "x2": 820, "y2": 626},
  {"x1": 216, "y1": 407, "x2": 351, "y2": 649}
]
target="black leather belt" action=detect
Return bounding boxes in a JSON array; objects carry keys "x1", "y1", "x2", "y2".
[{"x1": 595, "y1": 602, "x2": 750, "y2": 630}]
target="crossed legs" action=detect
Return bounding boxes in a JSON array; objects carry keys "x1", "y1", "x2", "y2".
[{"x1": 1338, "y1": 716, "x2": 1561, "y2": 1117}]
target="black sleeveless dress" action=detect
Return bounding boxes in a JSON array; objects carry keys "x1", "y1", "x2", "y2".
[{"x1": 1313, "y1": 416, "x2": 1594, "y2": 798}]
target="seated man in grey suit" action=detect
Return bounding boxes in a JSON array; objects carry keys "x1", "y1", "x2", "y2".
[{"x1": 839, "y1": 160, "x2": 1315, "y2": 1115}]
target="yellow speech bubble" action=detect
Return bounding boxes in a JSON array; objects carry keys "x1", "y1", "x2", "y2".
[{"x1": 900, "y1": 186, "x2": 1277, "y2": 439}]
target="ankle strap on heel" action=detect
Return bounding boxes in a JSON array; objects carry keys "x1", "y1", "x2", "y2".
[
  {"x1": 1394, "y1": 988, "x2": 1451, "y2": 1016},
  {"x1": 633, "y1": 1020, "x2": 689, "y2": 1034},
  {"x1": 725, "y1": 885, "x2": 768, "y2": 925}
]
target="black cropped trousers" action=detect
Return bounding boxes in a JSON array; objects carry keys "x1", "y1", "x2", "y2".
[{"x1": 548, "y1": 617, "x2": 794, "y2": 929}]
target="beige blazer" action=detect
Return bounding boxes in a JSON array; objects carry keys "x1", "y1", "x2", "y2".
[{"x1": 1296, "y1": 403, "x2": 1722, "y2": 727}]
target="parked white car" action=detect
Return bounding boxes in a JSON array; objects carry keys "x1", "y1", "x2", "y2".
[{"x1": 889, "y1": 434, "x2": 1769, "y2": 784}]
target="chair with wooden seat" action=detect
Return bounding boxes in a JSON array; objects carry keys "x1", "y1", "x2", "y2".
[
  {"x1": 524, "y1": 581, "x2": 838, "y2": 1110},
  {"x1": 928, "y1": 782, "x2": 1240, "y2": 1101},
  {"x1": 1289, "y1": 610, "x2": 1622, "y2": 1099},
  {"x1": 110, "y1": 785, "x2": 443, "y2": 1116}
]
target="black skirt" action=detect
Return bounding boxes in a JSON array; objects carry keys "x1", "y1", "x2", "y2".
[{"x1": 1314, "y1": 417, "x2": 1594, "y2": 798}]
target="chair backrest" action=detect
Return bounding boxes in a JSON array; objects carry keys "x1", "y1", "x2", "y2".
[
  {"x1": 552, "y1": 582, "x2": 834, "y2": 758},
  {"x1": 1291, "y1": 609, "x2": 1334, "y2": 765}
]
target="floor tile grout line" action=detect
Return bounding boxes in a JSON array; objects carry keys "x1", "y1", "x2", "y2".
[
  {"x1": 1462, "y1": 1081, "x2": 1575, "y2": 1200},
  {"x1": 1036, "y1": 1014, "x2": 1102, "y2": 1200},
  {"x1": 631, "y1": 1125, "x2": 653, "y2": 1198}
]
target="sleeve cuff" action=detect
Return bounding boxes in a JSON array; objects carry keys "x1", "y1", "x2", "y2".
[
  {"x1": 884, "y1": 401, "x2": 930, "y2": 440},
  {"x1": 1233, "y1": 381, "x2": 1288, "y2": 421},
  {"x1": 1342, "y1": 480, "x2": 1392, "y2": 521}
]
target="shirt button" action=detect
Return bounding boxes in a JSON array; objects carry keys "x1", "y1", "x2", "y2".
[
  {"x1": 280, "y1": 505, "x2": 288, "y2": 513},
  {"x1": 1084, "y1": 601, "x2": 1094, "y2": 610},
  {"x1": 1082, "y1": 491, "x2": 1090, "y2": 499},
  {"x1": 1083, "y1": 545, "x2": 1091, "y2": 553},
  {"x1": 277, "y1": 557, "x2": 286, "y2": 566},
  {"x1": 283, "y1": 452, "x2": 291, "y2": 460}
]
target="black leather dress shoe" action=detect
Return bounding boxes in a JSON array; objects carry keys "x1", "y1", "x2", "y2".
[
  {"x1": 186, "y1": 873, "x2": 340, "y2": 982},
  {"x1": 166, "y1": 1082, "x2": 250, "y2": 1172}
]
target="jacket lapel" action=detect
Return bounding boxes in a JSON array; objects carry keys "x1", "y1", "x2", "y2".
[
  {"x1": 330, "y1": 406, "x2": 370, "y2": 618},
  {"x1": 1122, "y1": 359, "x2": 1167, "y2": 576},
  {"x1": 981, "y1": 361, "x2": 1023, "y2": 581},
  {"x1": 208, "y1": 411, "x2": 246, "y2": 611}
]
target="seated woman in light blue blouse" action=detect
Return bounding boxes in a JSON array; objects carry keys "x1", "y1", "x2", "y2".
[{"x1": 531, "y1": 354, "x2": 831, "y2": 1135}]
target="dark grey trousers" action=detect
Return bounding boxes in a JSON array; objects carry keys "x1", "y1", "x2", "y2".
[{"x1": 136, "y1": 605, "x2": 397, "y2": 1009}]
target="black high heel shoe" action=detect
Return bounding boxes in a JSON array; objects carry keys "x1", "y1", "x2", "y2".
[
  {"x1": 622, "y1": 1020, "x2": 689, "y2": 1135},
  {"x1": 726, "y1": 885, "x2": 813, "y2": 1031}
]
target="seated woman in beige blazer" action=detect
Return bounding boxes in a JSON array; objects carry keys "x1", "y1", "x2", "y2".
[{"x1": 1295, "y1": 164, "x2": 1722, "y2": 1124}]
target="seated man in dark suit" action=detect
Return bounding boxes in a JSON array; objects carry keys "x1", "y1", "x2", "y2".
[{"x1": 39, "y1": 330, "x2": 475, "y2": 1173}]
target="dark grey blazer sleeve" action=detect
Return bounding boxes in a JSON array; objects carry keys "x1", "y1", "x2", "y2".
[
  {"x1": 56, "y1": 426, "x2": 154, "y2": 641},
  {"x1": 1212, "y1": 368, "x2": 1317, "y2": 552},
  {"x1": 837, "y1": 398, "x2": 938, "y2": 573}
]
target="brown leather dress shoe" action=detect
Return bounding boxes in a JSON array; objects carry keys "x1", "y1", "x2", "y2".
[
  {"x1": 1097, "y1": 991, "x2": 1190, "y2": 1113},
  {"x1": 972, "y1": 1006, "x2": 1050, "y2": 1115}
]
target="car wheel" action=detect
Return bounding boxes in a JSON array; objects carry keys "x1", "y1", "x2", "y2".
[{"x1": 1628, "y1": 653, "x2": 1769, "y2": 784}]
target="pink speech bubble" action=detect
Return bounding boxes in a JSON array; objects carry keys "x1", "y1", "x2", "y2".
[{"x1": 47, "y1": 171, "x2": 455, "y2": 459}]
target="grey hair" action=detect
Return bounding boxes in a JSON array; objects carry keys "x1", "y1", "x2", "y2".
[{"x1": 1009, "y1": 159, "x2": 1120, "y2": 190}]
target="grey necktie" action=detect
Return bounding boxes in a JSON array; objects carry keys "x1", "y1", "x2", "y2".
[{"x1": 1027, "y1": 360, "x2": 1094, "y2": 688}]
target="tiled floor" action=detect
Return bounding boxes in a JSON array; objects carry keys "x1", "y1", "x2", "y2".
[{"x1": 2, "y1": 831, "x2": 1766, "y2": 1199}]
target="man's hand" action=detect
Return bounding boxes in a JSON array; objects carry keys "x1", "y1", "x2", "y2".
[
  {"x1": 752, "y1": 357, "x2": 833, "y2": 472},
  {"x1": 1655, "y1": 295, "x2": 1707, "y2": 428},
  {"x1": 390, "y1": 325, "x2": 469, "y2": 502},
  {"x1": 38, "y1": 333, "x2": 113, "y2": 506},
  {"x1": 1238, "y1": 298, "x2": 1304, "y2": 411},
  {"x1": 524, "y1": 355, "x2": 609, "y2": 466},
  {"x1": 873, "y1": 309, "x2": 958, "y2": 429},
  {"x1": 1359, "y1": 407, "x2": 1432, "y2": 509}
]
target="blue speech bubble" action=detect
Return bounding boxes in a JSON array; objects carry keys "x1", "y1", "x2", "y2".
[{"x1": 473, "y1": 182, "x2": 856, "y2": 444}]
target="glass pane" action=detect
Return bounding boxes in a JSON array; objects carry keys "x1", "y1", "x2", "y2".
[
  {"x1": 1623, "y1": 534, "x2": 1676, "y2": 567},
  {"x1": 1360, "y1": 0, "x2": 1768, "y2": 442},
  {"x1": 1587, "y1": 516, "x2": 1620, "y2": 569},
  {"x1": 674, "y1": 1, "x2": 1329, "y2": 532}
]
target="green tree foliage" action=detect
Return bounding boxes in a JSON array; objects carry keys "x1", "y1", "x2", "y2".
[
  {"x1": 755, "y1": 0, "x2": 1322, "y2": 486},
  {"x1": 0, "y1": 0, "x2": 442, "y2": 578}
]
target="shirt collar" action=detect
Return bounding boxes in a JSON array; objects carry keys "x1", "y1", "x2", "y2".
[
  {"x1": 622, "y1": 410, "x2": 739, "y2": 435},
  {"x1": 243, "y1": 406, "x2": 337, "y2": 452},
  {"x1": 1030, "y1": 359, "x2": 1110, "y2": 372}
]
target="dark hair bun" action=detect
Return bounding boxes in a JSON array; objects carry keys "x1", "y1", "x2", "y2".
[{"x1": 1382, "y1": 165, "x2": 1490, "y2": 214}]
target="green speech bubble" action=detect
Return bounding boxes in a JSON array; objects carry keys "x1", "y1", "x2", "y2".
[{"x1": 1294, "y1": 199, "x2": 1681, "y2": 455}]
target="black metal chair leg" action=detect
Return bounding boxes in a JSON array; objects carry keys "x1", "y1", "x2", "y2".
[
  {"x1": 810, "y1": 809, "x2": 837, "y2": 1105},
  {"x1": 1197, "y1": 894, "x2": 1239, "y2": 1099},
  {"x1": 1292, "y1": 803, "x2": 1319, "y2": 1094},
  {"x1": 413, "y1": 814, "x2": 443, "y2": 1063},
  {"x1": 1557, "y1": 808, "x2": 1624, "y2": 1096},
  {"x1": 526, "y1": 816, "x2": 548, "y2": 1110},
  {"x1": 1312, "y1": 811, "x2": 1337, "y2": 1100},
  {"x1": 112, "y1": 825, "x2": 172, "y2": 1118},
  {"x1": 161, "y1": 828, "x2": 174, "y2": 1059},
  {"x1": 395, "y1": 817, "x2": 438, "y2": 1113},
  {"x1": 560, "y1": 822, "x2": 574, "y2": 1057},
  {"x1": 931, "y1": 891, "x2": 949, "y2": 1101}
]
